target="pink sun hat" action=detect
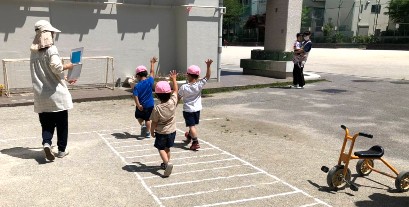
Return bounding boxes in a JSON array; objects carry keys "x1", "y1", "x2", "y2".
[
  {"x1": 136, "y1": 65, "x2": 147, "y2": 74},
  {"x1": 187, "y1": 65, "x2": 200, "y2": 75},
  {"x1": 155, "y1": 81, "x2": 171, "y2": 93}
]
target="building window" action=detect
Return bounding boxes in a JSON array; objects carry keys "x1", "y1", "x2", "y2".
[{"x1": 371, "y1": 5, "x2": 381, "y2": 14}]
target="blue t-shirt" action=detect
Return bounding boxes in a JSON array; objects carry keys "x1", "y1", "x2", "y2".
[{"x1": 133, "y1": 77, "x2": 154, "y2": 108}]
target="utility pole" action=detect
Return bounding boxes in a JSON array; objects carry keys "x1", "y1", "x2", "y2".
[{"x1": 337, "y1": 0, "x2": 343, "y2": 32}]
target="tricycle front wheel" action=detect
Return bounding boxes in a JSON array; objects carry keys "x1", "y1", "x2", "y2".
[
  {"x1": 327, "y1": 165, "x2": 351, "y2": 190},
  {"x1": 356, "y1": 159, "x2": 374, "y2": 176}
]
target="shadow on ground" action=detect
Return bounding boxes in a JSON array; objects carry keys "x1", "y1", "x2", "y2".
[
  {"x1": 0, "y1": 147, "x2": 51, "y2": 164},
  {"x1": 111, "y1": 132, "x2": 144, "y2": 140},
  {"x1": 123, "y1": 162, "x2": 164, "y2": 178},
  {"x1": 355, "y1": 193, "x2": 409, "y2": 207}
]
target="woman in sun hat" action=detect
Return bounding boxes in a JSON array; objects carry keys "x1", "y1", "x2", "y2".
[
  {"x1": 30, "y1": 20, "x2": 75, "y2": 161},
  {"x1": 150, "y1": 70, "x2": 179, "y2": 177}
]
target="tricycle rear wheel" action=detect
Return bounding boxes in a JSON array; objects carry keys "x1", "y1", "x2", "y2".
[{"x1": 395, "y1": 171, "x2": 409, "y2": 192}]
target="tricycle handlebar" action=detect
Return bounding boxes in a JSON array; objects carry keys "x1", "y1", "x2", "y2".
[{"x1": 358, "y1": 132, "x2": 373, "y2": 138}]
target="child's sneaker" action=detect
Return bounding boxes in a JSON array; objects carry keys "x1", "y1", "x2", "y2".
[
  {"x1": 145, "y1": 132, "x2": 151, "y2": 138},
  {"x1": 160, "y1": 163, "x2": 166, "y2": 170},
  {"x1": 141, "y1": 124, "x2": 147, "y2": 136},
  {"x1": 184, "y1": 131, "x2": 192, "y2": 143},
  {"x1": 164, "y1": 163, "x2": 173, "y2": 177},
  {"x1": 190, "y1": 141, "x2": 200, "y2": 151},
  {"x1": 43, "y1": 143, "x2": 55, "y2": 161}
]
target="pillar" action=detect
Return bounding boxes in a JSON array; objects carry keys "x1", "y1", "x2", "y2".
[{"x1": 240, "y1": 0, "x2": 303, "y2": 79}]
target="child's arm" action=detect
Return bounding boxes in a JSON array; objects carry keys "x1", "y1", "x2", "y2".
[
  {"x1": 204, "y1": 59, "x2": 213, "y2": 80},
  {"x1": 149, "y1": 57, "x2": 157, "y2": 77},
  {"x1": 134, "y1": 96, "x2": 143, "y2": 111},
  {"x1": 169, "y1": 70, "x2": 178, "y2": 95},
  {"x1": 150, "y1": 121, "x2": 157, "y2": 138}
]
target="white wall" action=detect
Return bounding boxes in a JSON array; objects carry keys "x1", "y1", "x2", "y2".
[
  {"x1": 0, "y1": 0, "x2": 220, "y2": 88},
  {"x1": 324, "y1": 0, "x2": 390, "y2": 36}
]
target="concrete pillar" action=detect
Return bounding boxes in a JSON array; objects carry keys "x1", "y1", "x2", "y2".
[{"x1": 241, "y1": 0, "x2": 303, "y2": 79}]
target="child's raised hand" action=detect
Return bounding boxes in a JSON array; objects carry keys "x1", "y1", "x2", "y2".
[
  {"x1": 169, "y1": 70, "x2": 177, "y2": 80},
  {"x1": 205, "y1": 59, "x2": 213, "y2": 66},
  {"x1": 150, "y1": 57, "x2": 158, "y2": 64}
]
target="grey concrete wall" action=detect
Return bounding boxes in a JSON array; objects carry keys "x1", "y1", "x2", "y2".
[
  {"x1": 0, "y1": 0, "x2": 220, "y2": 88},
  {"x1": 264, "y1": 0, "x2": 302, "y2": 52}
]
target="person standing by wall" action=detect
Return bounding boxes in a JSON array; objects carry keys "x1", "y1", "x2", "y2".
[
  {"x1": 292, "y1": 31, "x2": 312, "y2": 89},
  {"x1": 30, "y1": 20, "x2": 75, "y2": 161}
]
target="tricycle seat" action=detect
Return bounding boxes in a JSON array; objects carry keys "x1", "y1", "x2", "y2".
[{"x1": 354, "y1": 145, "x2": 384, "y2": 158}]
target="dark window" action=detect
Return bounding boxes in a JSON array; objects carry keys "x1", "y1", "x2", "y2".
[{"x1": 371, "y1": 5, "x2": 381, "y2": 14}]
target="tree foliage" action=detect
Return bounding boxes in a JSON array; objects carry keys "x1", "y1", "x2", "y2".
[
  {"x1": 301, "y1": 7, "x2": 312, "y2": 28},
  {"x1": 385, "y1": 0, "x2": 409, "y2": 23},
  {"x1": 223, "y1": 0, "x2": 245, "y2": 25}
]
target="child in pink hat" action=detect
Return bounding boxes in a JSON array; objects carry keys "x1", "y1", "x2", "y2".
[
  {"x1": 178, "y1": 59, "x2": 213, "y2": 150},
  {"x1": 133, "y1": 57, "x2": 157, "y2": 138},
  {"x1": 150, "y1": 70, "x2": 179, "y2": 177}
]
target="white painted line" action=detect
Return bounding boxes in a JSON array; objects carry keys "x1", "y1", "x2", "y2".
[
  {"x1": 110, "y1": 140, "x2": 141, "y2": 144},
  {"x1": 125, "y1": 148, "x2": 216, "y2": 159},
  {"x1": 141, "y1": 153, "x2": 226, "y2": 165},
  {"x1": 160, "y1": 181, "x2": 283, "y2": 200},
  {"x1": 97, "y1": 132, "x2": 164, "y2": 207},
  {"x1": 142, "y1": 164, "x2": 245, "y2": 179},
  {"x1": 173, "y1": 158, "x2": 237, "y2": 167},
  {"x1": 176, "y1": 117, "x2": 222, "y2": 124},
  {"x1": 153, "y1": 172, "x2": 263, "y2": 188},
  {"x1": 175, "y1": 128, "x2": 332, "y2": 207},
  {"x1": 300, "y1": 203, "x2": 320, "y2": 207},
  {"x1": 1, "y1": 136, "x2": 38, "y2": 141},
  {"x1": 193, "y1": 190, "x2": 301, "y2": 207},
  {"x1": 116, "y1": 144, "x2": 153, "y2": 149}
]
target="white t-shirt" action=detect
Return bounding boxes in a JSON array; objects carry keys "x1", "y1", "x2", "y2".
[{"x1": 178, "y1": 78, "x2": 207, "y2": 112}]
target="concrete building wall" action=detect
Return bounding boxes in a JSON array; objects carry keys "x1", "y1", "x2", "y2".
[
  {"x1": 0, "y1": 0, "x2": 220, "y2": 88},
  {"x1": 324, "y1": 0, "x2": 390, "y2": 36}
]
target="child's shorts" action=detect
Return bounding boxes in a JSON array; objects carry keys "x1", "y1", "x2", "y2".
[
  {"x1": 135, "y1": 106, "x2": 154, "y2": 121},
  {"x1": 183, "y1": 111, "x2": 200, "y2": 127},
  {"x1": 154, "y1": 131, "x2": 176, "y2": 150}
]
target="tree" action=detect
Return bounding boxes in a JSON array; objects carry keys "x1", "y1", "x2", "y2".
[
  {"x1": 385, "y1": 0, "x2": 409, "y2": 23},
  {"x1": 301, "y1": 7, "x2": 312, "y2": 29},
  {"x1": 223, "y1": 0, "x2": 245, "y2": 26},
  {"x1": 223, "y1": 0, "x2": 246, "y2": 42}
]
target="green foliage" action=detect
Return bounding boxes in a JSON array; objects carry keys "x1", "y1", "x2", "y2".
[
  {"x1": 301, "y1": 7, "x2": 312, "y2": 28},
  {"x1": 385, "y1": 0, "x2": 409, "y2": 23},
  {"x1": 223, "y1": 0, "x2": 245, "y2": 25},
  {"x1": 323, "y1": 22, "x2": 335, "y2": 37}
]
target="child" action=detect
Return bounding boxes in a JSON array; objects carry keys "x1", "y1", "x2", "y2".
[
  {"x1": 293, "y1": 33, "x2": 303, "y2": 52},
  {"x1": 133, "y1": 57, "x2": 157, "y2": 138},
  {"x1": 178, "y1": 59, "x2": 213, "y2": 151},
  {"x1": 150, "y1": 70, "x2": 179, "y2": 177}
]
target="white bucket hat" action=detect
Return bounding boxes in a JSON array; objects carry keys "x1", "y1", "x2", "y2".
[{"x1": 34, "y1": 20, "x2": 61, "y2": 32}]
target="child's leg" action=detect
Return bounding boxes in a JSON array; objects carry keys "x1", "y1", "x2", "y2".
[
  {"x1": 189, "y1": 126, "x2": 198, "y2": 138},
  {"x1": 145, "y1": 120, "x2": 151, "y2": 133},
  {"x1": 159, "y1": 149, "x2": 169, "y2": 164},
  {"x1": 137, "y1": 118, "x2": 144, "y2": 125},
  {"x1": 165, "y1": 148, "x2": 170, "y2": 161}
]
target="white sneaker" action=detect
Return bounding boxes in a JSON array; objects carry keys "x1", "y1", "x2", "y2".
[
  {"x1": 164, "y1": 163, "x2": 173, "y2": 177},
  {"x1": 57, "y1": 150, "x2": 69, "y2": 158},
  {"x1": 43, "y1": 143, "x2": 55, "y2": 161}
]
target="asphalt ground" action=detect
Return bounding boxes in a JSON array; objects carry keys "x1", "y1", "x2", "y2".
[{"x1": 1, "y1": 48, "x2": 409, "y2": 206}]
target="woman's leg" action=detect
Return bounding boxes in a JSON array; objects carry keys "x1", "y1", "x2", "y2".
[
  {"x1": 55, "y1": 110, "x2": 69, "y2": 152},
  {"x1": 39, "y1": 112, "x2": 55, "y2": 146}
]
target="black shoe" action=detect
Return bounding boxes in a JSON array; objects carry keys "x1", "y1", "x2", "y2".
[{"x1": 160, "y1": 163, "x2": 166, "y2": 170}]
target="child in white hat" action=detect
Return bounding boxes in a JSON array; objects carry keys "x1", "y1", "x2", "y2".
[
  {"x1": 150, "y1": 71, "x2": 179, "y2": 177},
  {"x1": 133, "y1": 57, "x2": 157, "y2": 138},
  {"x1": 178, "y1": 59, "x2": 213, "y2": 150}
]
